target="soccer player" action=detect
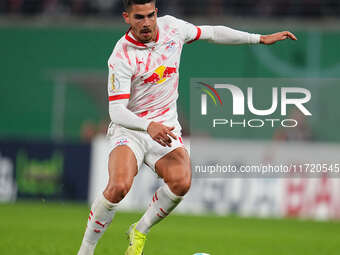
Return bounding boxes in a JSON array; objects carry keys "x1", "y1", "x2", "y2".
[{"x1": 77, "y1": 0, "x2": 297, "y2": 254}]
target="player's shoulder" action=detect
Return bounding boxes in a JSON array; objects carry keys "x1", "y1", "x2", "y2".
[
  {"x1": 108, "y1": 35, "x2": 133, "y2": 66},
  {"x1": 158, "y1": 15, "x2": 177, "y2": 23},
  {"x1": 158, "y1": 15, "x2": 183, "y2": 27},
  {"x1": 111, "y1": 36, "x2": 126, "y2": 55},
  {"x1": 158, "y1": 15, "x2": 191, "y2": 37}
]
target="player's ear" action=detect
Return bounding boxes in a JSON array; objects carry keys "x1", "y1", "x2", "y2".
[{"x1": 122, "y1": 11, "x2": 130, "y2": 24}]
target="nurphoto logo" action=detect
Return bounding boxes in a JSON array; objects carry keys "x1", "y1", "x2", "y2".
[{"x1": 198, "y1": 82, "x2": 312, "y2": 128}]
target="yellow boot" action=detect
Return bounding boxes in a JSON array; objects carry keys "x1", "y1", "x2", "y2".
[{"x1": 125, "y1": 223, "x2": 147, "y2": 255}]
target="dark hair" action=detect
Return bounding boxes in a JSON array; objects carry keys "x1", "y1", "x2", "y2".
[{"x1": 123, "y1": 0, "x2": 156, "y2": 11}]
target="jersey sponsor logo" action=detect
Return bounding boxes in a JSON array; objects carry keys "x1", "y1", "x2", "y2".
[{"x1": 143, "y1": 65, "x2": 177, "y2": 85}]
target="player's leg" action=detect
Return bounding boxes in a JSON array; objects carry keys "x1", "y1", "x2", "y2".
[
  {"x1": 136, "y1": 147, "x2": 191, "y2": 234},
  {"x1": 78, "y1": 145, "x2": 138, "y2": 255},
  {"x1": 125, "y1": 147, "x2": 190, "y2": 255}
]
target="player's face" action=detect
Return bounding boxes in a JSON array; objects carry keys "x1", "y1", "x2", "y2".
[{"x1": 123, "y1": 3, "x2": 158, "y2": 43}]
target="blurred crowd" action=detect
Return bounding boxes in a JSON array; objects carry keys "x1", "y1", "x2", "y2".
[{"x1": 0, "y1": 0, "x2": 340, "y2": 18}]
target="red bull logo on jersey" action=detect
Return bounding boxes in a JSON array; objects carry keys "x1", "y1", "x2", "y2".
[{"x1": 143, "y1": 65, "x2": 177, "y2": 85}]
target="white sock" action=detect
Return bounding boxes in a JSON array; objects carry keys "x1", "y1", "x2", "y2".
[
  {"x1": 136, "y1": 184, "x2": 183, "y2": 234},
  {"x1": 78, "y1": 193, "x2": 117, "y2": 255}
]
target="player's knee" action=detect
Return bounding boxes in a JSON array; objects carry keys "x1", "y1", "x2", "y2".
[
  {"x1": 167, "y1": 174, "x2": 191, "y2": 196},
  {"x1": 104, "y1": 182, "x2": 131, "y2": 203},
  {"x1": 178, "y1": 177, "x2": 191, "y2": 195}
]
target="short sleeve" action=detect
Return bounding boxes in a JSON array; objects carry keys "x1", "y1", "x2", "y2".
[
  {"x1": 164, "y1": 15, "x2": 201, "y2": 44},
  {"x1": 107, "y1": 54, "x2": 133, "y2": 105}
]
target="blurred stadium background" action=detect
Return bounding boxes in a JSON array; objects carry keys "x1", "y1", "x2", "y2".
[{"x1": 1, "y1": 1, "x2": 340, "y2": 254}]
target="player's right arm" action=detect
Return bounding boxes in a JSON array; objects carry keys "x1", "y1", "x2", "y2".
[
  {"x1": 108, "y1": 53, "x2": 176, "y2": 147},
  {"x1": 108, "y1": 54, "x2": 151, "y2": 131}
]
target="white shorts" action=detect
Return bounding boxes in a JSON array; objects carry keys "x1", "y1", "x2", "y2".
[{"x1": 107, "y1": 125, "x2": 185, "y2": 171}]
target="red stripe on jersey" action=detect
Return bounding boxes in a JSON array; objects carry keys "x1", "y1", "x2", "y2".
[
  {"x1": 154, "y1": 192, "x2": 158, "y2": 200},
  {"x1": 138, "y1": 111, "x2": 149, "y2": 117},
  {"x1": 136, "y1": 57, "x2": 142, "y2": 72},
  {"x1": 123, "y1": 43, "x2": 132, "y2": 66},
  {"x1": 161, "y1": 54, "x2": 168, "y2": 61},
  {"x1": 90, "y1": 210, "x2": 94, "y2": 216},
  {"x1": 179, "y1": 137, "x2": 183, "y2": 144},
  {"x1": 187, "y1": 27, "x2": 202, "y2": 44},
  {"x1": 109, "y1": 94, "x2": 130, "y2": 101},
  {"x1": 94, "y1": 229, "x2": 101, "y2": 233},
  {"x1": 145, "y1": 52, "x2": 152, "y2": 72},
  {"x1": 162, "y1": 108, "x2": 170, "y2": 115},
  {"x1": 150, "y1": 108, "x2": 170, "y2": 119},
  {"x1": 156, "y1": 213, "x2": 164, "y2": 218},
  {"x1": 116, "y1": 51, "x2": 123, "y2": 60}
]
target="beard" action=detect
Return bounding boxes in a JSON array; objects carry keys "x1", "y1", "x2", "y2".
[{"x1": 138, "y1": 27, "x2": 154, "y2": 43}]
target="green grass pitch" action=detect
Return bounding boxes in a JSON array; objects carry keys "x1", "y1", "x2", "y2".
[{"x1": 0, "y1": 202, "x2": 339, "y2": 255}]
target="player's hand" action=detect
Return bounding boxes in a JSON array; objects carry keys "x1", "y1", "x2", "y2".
[
  {"x1": 260, "y1": 31, "x2": 297, "y2": 45},
  {"x1": 147, "y1": 121, "x2": 177, "y2": 147}
]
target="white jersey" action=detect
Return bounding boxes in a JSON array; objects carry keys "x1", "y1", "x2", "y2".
[{"x1": 107, "y1": 15, "x2": 201, "y2": 131}]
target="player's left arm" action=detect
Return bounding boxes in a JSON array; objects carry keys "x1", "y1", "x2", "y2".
[
  {"x1": 169, "y1": 15, "x2": 297, "y2": 45},
  {"x1": 198, "y1": 25, "x2": 297, "y2": 45}
]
